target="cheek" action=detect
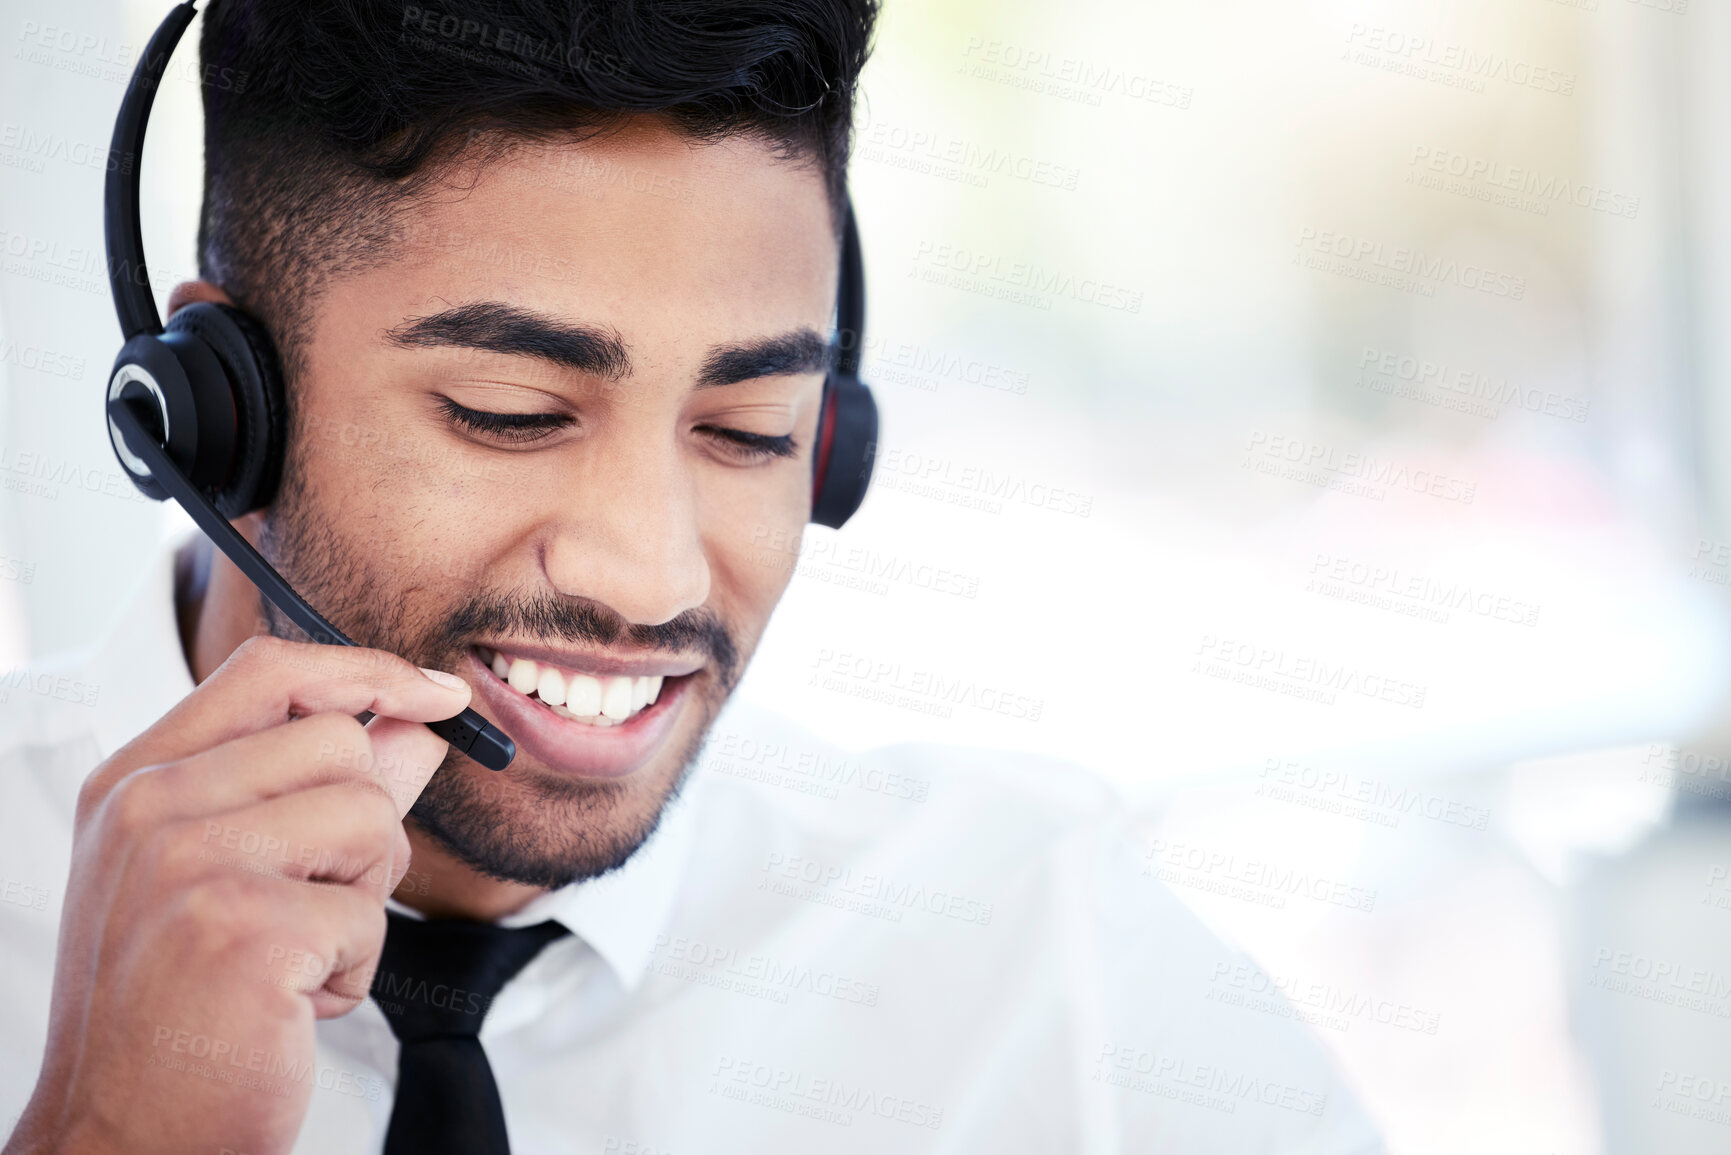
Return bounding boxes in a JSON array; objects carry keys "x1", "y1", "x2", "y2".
[
  {"x1": 289, "y1": 412, "x2": 526, "y2": 597},
  {"x1": 702, "y1": 462, "x2": 811, "y2": 625},
  {"x1": 700, "y1": 384, "x2": 824, "y2": 617}
]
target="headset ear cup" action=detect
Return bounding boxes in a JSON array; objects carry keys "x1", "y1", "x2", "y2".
[
  {"x1": 163, "y1": 301, "x2": 287, "y2": 517},
  {"x1": 809, "y1": 373, "x2": 878, "y2": 528}
]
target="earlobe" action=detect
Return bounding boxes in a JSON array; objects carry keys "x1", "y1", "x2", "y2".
[{"x1": 166, "y1": 280, "x2": 237, "y2": 318}]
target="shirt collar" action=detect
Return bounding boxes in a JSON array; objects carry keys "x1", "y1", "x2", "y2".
[
  {"x1": 489, "y1": 779, "x2": 696, "y2": 993},
  {"x1": 97, "y1": 534, "x2": 695, "y2": 996}
]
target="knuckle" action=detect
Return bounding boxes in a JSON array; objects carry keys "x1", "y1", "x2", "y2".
[
  {"x1": 354, "y1": 899, "x2": 388, "y2": 948},
  {"x1": 99, "y1": 765, "x2": 166, "y2": 837},
  {"x1": 231, "y1": 633, "x2": 292, "y2": 672},
  {"x1": 354, "y1": 649, "x2": 427, "y2": 699},
  {"x1": 73, "y1": 759, "x2": 116, "y2": 825},
  {"x1": 303, "y1": 712, "x2": 371, "y2": 765},
  {"x1": 153, "y1": 818, "x2": 217, "y2": 883},
  {"x1": 174, "y1": 874, "x2": 269, "y2": 953},
  {"x1": 358, "y1": 787, "x2": 402, "y2": 845}
]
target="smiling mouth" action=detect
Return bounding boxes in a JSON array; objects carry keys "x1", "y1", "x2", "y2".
[{"x1": 475, "y1": 645, "x2": 687, "y2": 727}]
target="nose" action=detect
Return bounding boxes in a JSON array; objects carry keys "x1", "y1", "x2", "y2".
[{"x1": 541, "y1": 436, "x2": 711, "y2": 627}]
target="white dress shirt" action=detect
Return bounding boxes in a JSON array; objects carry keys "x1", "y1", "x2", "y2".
[{"x1": 0, "y1": 542, "x2": 1384, "y2": 1153}]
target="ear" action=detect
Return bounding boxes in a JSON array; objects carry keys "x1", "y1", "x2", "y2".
[{"x1": 166, "y1": 280, "x2": 236, "y2": 317}]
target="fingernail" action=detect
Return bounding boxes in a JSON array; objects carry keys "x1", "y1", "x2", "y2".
[{"x1": 419, "y1": 667, "x2": 468, "y2": 692}]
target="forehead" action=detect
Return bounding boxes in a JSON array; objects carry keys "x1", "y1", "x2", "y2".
[{"x1": 369, "y1": 119, "x2": 839, "y2": 344}]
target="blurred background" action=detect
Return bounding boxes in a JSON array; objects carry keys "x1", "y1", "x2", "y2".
[{"x1": 4, "y1": 0, "x2": 1731, "y2": 1150}]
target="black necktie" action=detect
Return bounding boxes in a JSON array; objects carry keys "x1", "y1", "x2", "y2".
[{"x1": 372, "y1": 909, "x2": 570, "y2": 1155}]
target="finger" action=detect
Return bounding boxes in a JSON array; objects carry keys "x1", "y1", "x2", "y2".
[
  {"x1": 89, "y1": 636, "x2": 471, "y2": 806},
  {"x1": 93, "y1": 714, "x2": 385, "y2": 835},
  {"x1": 229, "y1": 877, "x2": 391, "y2": 1020},
  {"x1": 178, "y1": 780, "x2": 404, "y2": 901},
  {"x1": 362, "y1": 715, "x2": 452, "y2": 817}
]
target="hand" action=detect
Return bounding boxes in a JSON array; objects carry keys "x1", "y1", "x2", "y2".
[{"x1": 4, "y1": 636, "x2": 472, "y2": 1155}]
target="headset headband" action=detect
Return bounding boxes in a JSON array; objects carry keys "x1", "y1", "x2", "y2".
[{"x1": 107, "y1": 2, "x2": 194, "y2": 340}]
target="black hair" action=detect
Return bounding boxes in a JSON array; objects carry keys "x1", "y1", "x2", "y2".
[{"x1": 195, "y1": 0, "x2": 878, "y2": 379}]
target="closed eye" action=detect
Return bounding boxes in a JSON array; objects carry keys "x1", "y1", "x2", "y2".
[
  {"x1": 438, "y1": 397, "x2": 572, "y2": 444},
  {"x1": 696, "y1": 426, "x2": 798, "y2": 461}
]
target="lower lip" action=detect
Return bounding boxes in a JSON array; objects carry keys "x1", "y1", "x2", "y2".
[{"x1": 463, "y1": 649, "x2": 692, "y2": 780}]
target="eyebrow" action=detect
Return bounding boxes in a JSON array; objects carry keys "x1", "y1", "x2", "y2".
[
  {"x1": 385, "y1": 300, "x2": 831, "y2": 389},
  {"x1": 696, "y1": 329, "x2": 831, "y2": 389},
  {"x1": 386, "y1": 302, "x2": 632, "y2": 380}
]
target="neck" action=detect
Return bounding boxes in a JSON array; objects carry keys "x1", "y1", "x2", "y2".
[{"x1": 174, "y1": 530, "x2": 543, "y2": 922}]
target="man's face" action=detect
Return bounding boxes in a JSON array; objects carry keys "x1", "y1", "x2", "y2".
[{"x1": 258, "y1": 118, "x2": 838, "y2": 887}]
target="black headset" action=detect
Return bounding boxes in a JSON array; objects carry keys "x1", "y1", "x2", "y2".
[{"x1": 104, "y1": 1, "x2": 880, "y2": 773}]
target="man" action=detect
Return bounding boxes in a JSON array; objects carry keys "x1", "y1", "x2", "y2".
[{"x1": 0, "y1": 2, "x2": 1383, "y2": 1152}]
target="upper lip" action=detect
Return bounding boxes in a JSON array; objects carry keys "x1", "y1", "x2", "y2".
[{"x1": 475, "y1": 640, "x2": 704, "y2": 680}]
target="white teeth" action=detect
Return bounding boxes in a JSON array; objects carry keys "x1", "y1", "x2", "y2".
[
  {"x1": 601, "y1": 676, "x2": 634, "y2": 720},
  {"x1": 507, "y1": 658, "x2": 539, "y2": 694},
  {"x1": 487, "y1": 650, "x2": 671, "y2": 726},
  {"x1": 568, "y1": 673, "x2": 602, "y2": 716},
  {"x1": 536, "y1": 665, "x2": 567, "y2": 707}
]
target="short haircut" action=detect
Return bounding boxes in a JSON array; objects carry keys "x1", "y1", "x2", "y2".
[{"x1": 195, "y1": 0, "x2": 879, "y2": 382}]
